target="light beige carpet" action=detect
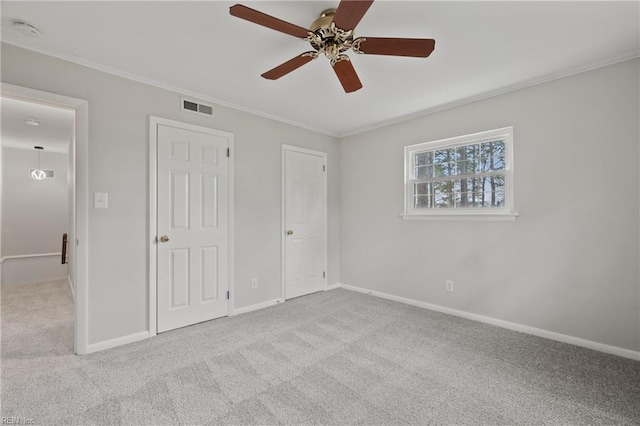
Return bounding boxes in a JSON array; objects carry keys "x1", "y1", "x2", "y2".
[{"x1": 2, "y1": 280, "x2": 639, "y2": 425}]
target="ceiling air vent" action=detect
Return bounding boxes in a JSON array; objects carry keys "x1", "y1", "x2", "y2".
[{"x1": 181, "y1": 97, "x2": 214, "y2": 117}]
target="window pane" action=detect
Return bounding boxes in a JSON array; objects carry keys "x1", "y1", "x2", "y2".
[
  {"x1": 492, "y1": 140, "x2": 505, "y2": 170},
  {"x1": 466, "y1": 144, "x2": 481, "y2": 173},
  {"x1": 456, "y1": 159, "x2": 475, "y2": 176},
  {"x1": 474, "y1": 175, "x2": 505, "y2": 207},
  {"x1": 433, "y1": 180, "x2": 453, "y2": 208},
  {"x1": 434, "y1": 148, "x2": 456, "y2": 177},
  {"x1": 414, "y1": 151, "x2": 433, "y2": 166},
  {"x1": 456, "y1": 146, "x2": 471, "y2": 176},
  {"x1": 490, "y1": 176, "x2": 505, "y2": 207},
  {"x1": 459, "y1": 178, "x2": 473, "y2": 207},
  {"x1": 414, "y1": 182, "x2": 429, "y2": 195},
  {"x1": 481, "y1": 140, "x2": 506, "y2": 171},
  {"x1": 414, "y1": 195, "x2": 429, "y2": 209},
  {"x1": 471, "y1": 178, "x2": 484, "y2": 206},
  {"x1": 413, "y1": 183, "x2": 434, "y2": 209},
  {"x1": 414, "y1": 165, "x2": 433, "y2": 179}
]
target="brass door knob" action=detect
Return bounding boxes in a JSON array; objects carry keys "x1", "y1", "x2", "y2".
[
  {"x1": 286, "y1": 230, "x2": 293, "y2": 235},
  {"x1": 159, "y1": 235, "x2": 170, "y2": 243}
]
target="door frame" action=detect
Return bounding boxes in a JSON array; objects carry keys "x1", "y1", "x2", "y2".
[
  {"x1": 281, "y1": 144, "x2": 328, "y2": 301},
  {"x1": 1, "y1": 83, "x2": 90, "y2": 355},
  {"x1": 148, "y1": 116, "x2": 235, "y2": 336}
]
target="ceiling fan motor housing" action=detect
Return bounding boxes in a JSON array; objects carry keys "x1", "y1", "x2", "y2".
[
  {"x1": 308, "y1": 9, "x2": 362, "y2": 64},
  {"x1": 310, "y1": 9, "x2": 337, "y2": 32}
]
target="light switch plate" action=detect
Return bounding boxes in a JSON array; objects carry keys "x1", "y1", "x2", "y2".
[{"x1": 94, "y1": 192, "x2": 108, "y2": 209}]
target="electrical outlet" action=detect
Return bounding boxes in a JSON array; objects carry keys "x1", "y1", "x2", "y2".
[
  {"x1": 251, "y1": 278, "x2": 257, "y2": 289},
  {"x1": 446, "y1": 280, "x2": 454, "y2": 292}
]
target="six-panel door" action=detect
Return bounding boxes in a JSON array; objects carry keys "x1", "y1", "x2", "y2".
[{"x1": 157, "y1": 124, "x2": 229, "y2": 333}]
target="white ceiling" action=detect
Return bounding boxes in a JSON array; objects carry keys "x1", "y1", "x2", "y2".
[
  {"x1": 1, "y1": 1, "x2": 638, "y2": 137},
  {"x1": 1, "y1": 97, "x2": 74, "y2": 153}
]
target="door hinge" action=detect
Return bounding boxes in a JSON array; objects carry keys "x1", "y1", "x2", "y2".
[
  {"x1": 227, "y1": 148, "x2": 230, "y2": 157},
  {"x1": 323, "y1": 165, "x2": 326, "y2": 172},
  {"x1": 323, "y1": 271, "x2": 326, "y2": 279},
  {"x1": 226, "y1": 290, "x2": 230, "y2": 300}
]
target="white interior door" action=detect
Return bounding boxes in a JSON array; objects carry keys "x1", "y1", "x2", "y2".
[
  {"x1": 157, "y1": 123, "x2": 230, "y2": 333},
  {"x1": 283, "y1": 147, "x2": 327, "y2": 300}
]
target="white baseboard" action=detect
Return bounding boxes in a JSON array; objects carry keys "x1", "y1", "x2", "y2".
[
  {"x1": 231, "y1": 298, "x2": 282, "y2": 316},
  {"x1": 85, "y1": 331, "x2": 150, "y2": 354},
  {"x1": 339, "y1": 283, "x2": 640, "y2": 362},
  {"x1": 67, "y1": 275, "x2": 75, "y2": 303},
  {"x1": 232, "y1": 284, "x2": 341, "y2": 316},
  {"x1": 1, "y1": 255, "x2": 68, "y2": 285},
  {"x1": 0, "y1": 252, "x2": 61, "y2": 262}
]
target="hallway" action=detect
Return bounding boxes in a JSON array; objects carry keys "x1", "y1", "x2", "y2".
[{"x1": 1, "y1": 279, "x2": 74, "y2": 365}]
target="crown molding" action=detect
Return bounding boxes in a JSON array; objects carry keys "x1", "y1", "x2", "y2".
[
  {"x1": 336, "y1": 51, "x2": 640, "y2": 138},
  {"x1": 1, "y1": 38, "x2": 339, "y2": 138},
  {"x1": 3, "y1": 38, "x2": 637, "y2": 140}
]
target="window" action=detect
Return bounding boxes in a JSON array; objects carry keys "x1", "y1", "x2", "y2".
[{"x1": 403, "y1": 127, "x2": 517, "y2": 220}]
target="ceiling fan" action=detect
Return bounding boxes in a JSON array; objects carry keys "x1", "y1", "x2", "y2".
[{"x1": 229, "y1": 1, "x2": 436, "y2": 93}]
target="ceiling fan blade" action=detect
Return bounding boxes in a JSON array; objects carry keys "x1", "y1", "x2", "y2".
[
  {"x1": 332, "y1": 0, "x2": 374, "y2": 32},
  {"x1": 229, "y1": 4, "x2": 309, "y2": 38},
  {"x1": 262, "y1": 53, "x2": 317, "y2": 80},
  {"x1": 332, "y1": 58, "x2": 363, "y2": 93},
  {"x1": 357, "y1": 37, "x2": 436, "y2": 57}
]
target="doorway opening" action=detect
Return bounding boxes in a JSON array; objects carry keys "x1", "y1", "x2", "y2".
[{"x1": 1, "y1": 83, "x2": 89, "y2": 354}]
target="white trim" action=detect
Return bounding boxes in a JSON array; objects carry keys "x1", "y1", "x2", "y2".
[
  {"x1": 148, "y1": 118, "x2": 158, "y2": 337},
  {"x1": 0, "y1": 252, "x2": 61, "y2": 262},
  {"x1": 325, "y1": 283, "x2": 341, "y2": 291},
  {"x1": 148, "y1": 116, "x2": 235, "y2": 335},
  {"x1": 4, "y1": 41, "x2": 637, "y2": 140},
  {"x1": 339, "y1": 283, "x2": 640, "y2": 361},
  {"x1": 68, "y1": 275, "x2": 75, "y2": 303},
  {"x1": 281, "y1": 147, "x2": 286, "y2": 301},
  {"x1": 0, "y1": 40, "x2": 335, "y2": 138},
  {"x1": 231, "y1": 299, "x2": 282, "y2": 316},
  {"x1": 0, "y1": 128, "x2": 2, "y2": 276},
  {"x1": 85, "y1": 331, "x2": 150, "y2": 354},
  {"x1": 337, "y1": 53, "x2": 640, "y2": 138},
  {"x1": 403, "y1": 126, "x2": 515, "y2": 219},
  {"x1": 1, "y1": 83, "x2": 89, "y2": 356},
  {"x1": 228, "y1": 130, "x2": 236, "y2": 317},
  {"x1": 281, "y1": 145, "x2": 329, "y2": 301},
  {"x1": 401, "y1": 212, "x2": 518, "y2": 221}
]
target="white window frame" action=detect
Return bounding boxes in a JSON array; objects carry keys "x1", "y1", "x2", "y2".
[{"x1": 402, "y1": 127, "x2": 518, "y2": 221}]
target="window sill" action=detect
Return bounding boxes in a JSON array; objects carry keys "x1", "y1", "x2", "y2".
[{"x1": 401, "y1": 211, "x2": 519, "y2": 222}]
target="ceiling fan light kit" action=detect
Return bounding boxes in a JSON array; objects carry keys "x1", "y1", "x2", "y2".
[{"x1": 229, "y1": 1, "x2": 435, "y2": 93}]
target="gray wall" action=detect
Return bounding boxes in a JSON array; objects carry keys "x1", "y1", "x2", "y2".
[
  {"x1": 1, "y1": 43, "x2": 340, "y2": 345},
  {"x1": 340, "y1": 58, "x2": 640, "y2": 351},
  {"x1": 2, "y1": 147, "x2": 69, "y2": 256},
  {"x1": 3, "y1": 42, "x2": 638, "y2": 353}
]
